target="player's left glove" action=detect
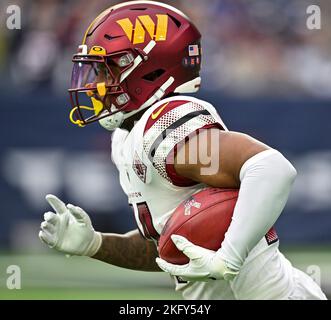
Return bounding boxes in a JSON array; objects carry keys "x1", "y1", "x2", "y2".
[
  {"x1": 39, "y1": 194, "x2": 102, "y2": 257},
  {"x1": 156, "y1": 235, "x2": 239, "y2": 282}
]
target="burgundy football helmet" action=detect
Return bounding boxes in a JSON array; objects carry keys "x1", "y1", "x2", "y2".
[{"x1": 69, "y1": 1, "x2": 202, "y2": 130}]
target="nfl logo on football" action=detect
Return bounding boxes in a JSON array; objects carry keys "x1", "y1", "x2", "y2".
[{"x1": 184, "y1": 197, "x2": 201, "y2": 216}]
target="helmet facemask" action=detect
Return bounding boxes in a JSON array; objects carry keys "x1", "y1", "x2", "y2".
[{"x1": 68, "y1": 50, "x2": 135, "y2": 128}]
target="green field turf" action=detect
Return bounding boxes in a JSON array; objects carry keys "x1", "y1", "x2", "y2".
[
  {"x1": 0, "y1": 253, "x2": 181, "y2": 300},
  {"x1": 0, "y1": 247, "x2": 330, "y2": 300}
]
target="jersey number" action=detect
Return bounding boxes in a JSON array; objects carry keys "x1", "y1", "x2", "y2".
[{"x1": 134, "y1": 202, "x2": 159, "y2": 241}]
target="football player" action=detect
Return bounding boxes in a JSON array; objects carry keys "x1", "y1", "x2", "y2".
[{"x1": 39, "y1": 1, "x2": 326, "y2": 300}]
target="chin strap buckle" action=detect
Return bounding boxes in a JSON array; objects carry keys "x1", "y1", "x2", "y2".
[{"x1": 69, "y1": 107, "x2": 86, "y2": 127}]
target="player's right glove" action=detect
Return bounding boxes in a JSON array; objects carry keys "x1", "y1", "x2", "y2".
[
  {"x1": 39, "y1": 194, "x2": 102, "y2": 257},
  {"x1": 156, "y1": 235, "x2": 239, "y2": 282}
]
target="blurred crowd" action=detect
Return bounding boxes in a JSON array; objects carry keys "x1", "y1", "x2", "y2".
[{"x1": 0, "y1": 0, "x2": 330, "y2": 98}]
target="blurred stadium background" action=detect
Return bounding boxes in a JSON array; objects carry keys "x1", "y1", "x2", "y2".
[{"x1": 0, "y1": 0, "x2": 330, "y2": 299}]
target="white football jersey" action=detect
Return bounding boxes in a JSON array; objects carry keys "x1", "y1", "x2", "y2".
[
  {"x1": 111, "y1": 95, "x2": 226, "y2": 238},
  {"x1": 111, "y1": 95, "x2": 326, "y2": 300}
]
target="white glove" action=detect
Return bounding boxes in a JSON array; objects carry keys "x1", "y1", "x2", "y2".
[
  {"x1": 156, "y1": 235, "x2": 239, "y2": 282},
  {"x1": 39, "y1": 194, "x2": 102, "y2": 257}
]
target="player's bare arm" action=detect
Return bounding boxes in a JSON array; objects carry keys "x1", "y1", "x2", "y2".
[
  {"x1": 174, "y1": 129, "x2": 270, "y2": 188},
  {"x1": 92, "y1": 230, "x2": 160, "y2": 271}
]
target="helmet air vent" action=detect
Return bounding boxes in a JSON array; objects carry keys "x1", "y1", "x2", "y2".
[
  {"x1": 142, "y1": 69, "x2": 165, "y2": 82},
  {"x1": 130, "y1": 7, "x2": 147, "y2": 11},
  {"x1": 104, "y1": 34, "x2": 123, "y2": 41},
  {"x1": 167, "y1": 14, "x2": 181, "y2": 28}
]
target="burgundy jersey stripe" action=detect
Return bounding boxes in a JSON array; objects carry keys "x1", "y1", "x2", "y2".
[{"x1": 137, "y1": 202, "x2": 159, "y2": 241}]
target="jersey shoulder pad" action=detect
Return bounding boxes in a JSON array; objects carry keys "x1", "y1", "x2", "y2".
[{"x1": 142, "y1": 96, "x2": 225, "y2": 185}]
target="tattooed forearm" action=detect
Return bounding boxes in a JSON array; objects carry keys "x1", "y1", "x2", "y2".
[{"x1": 92, "y1": 229, "x2": 161, "y2": 271}]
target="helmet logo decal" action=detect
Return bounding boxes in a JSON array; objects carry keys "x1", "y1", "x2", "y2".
[{"x1": 117, "y1": 14, "x2": 168, "y2": 44}]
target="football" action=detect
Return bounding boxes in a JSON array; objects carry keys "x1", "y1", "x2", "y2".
[{"x1": 158, "y1": 188, "x2": 239, "y2": 265}]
